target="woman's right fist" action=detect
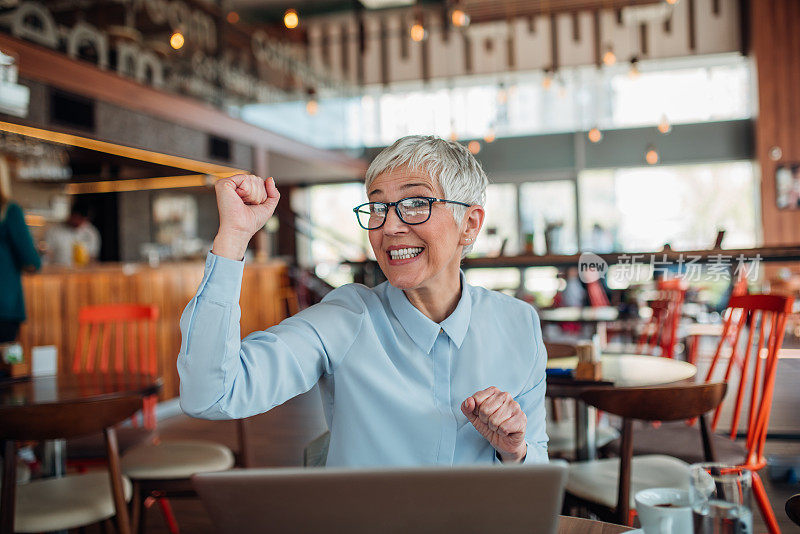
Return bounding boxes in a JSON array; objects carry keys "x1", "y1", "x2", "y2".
[{"x1": 212, "y1": 174, "x2": 280, "y2": 260}]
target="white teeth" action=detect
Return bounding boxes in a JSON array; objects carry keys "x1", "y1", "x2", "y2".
[{"x1": 389, "y1": 247, "x2": 423, "y2": 260}]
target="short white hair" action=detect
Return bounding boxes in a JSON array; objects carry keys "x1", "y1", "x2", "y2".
[{"x1": 365, "y1": 135, "x2": 488, "y2": 256}]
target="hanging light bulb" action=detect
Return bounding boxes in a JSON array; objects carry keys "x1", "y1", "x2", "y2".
[
  {"x1": 542, "y1": 68, "x2": 554, "y2": 90},
  {"x1": 588, "y1": 128, "x2": 603, "y2": 143},
  {"x1": 306, "y1": 88, "x2": 318, "y2": 115},
  {"x1": 467, "y1": 140, "x2": 481, "y2": 154},
  {"x1": 646, "y1": 146, "x2": 659, "y2": 165},
  {"x1": 602, "y1": 46, "x2": 616, "y2": 66},
  {"x1": 451, "y1": 9, "x2": 469, "y2": 28},
  {"x1": 496, "y1": 86, "x2": 507, "y2": 104},
  {"x1": 658, "y1": 115, "x2": 672, "y2": 134},
  {"x1": 628, "y1": 56, "x2": 640, "y2": 79},
  {"x1": 410, "y1": 22, "x2": 426, "y2": 42},
  {"x1": 227, "y1": 11, "x2": 239, "y2": 24},
  {"x1": 169, "y1": 31, "x2": 185, "y2": 50},
  {"x1": 284, "y1": 9, "x2": 299, "y2": 29},
  {"x1": 484, "y1": 128, "x2": 496, "y2": 143}
]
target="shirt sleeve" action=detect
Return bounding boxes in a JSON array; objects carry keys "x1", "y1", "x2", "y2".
[
  {"x1": 177, "y1": 252, "x2": 366, "y2": 420},
  {"x1": 6, "y1": 204, "x2": 41, "y2": 271},
  {"x1": 495, "y1": 305, "x2": 549, "y2": 465}
]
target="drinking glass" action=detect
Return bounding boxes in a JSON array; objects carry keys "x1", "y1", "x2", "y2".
[{"x1": 689, "y1": 463, "x2": 753, "y2": 534}]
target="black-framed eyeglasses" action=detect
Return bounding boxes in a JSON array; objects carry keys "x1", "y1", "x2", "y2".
[{"x1": 353, "y1": 196, "x2": 472, "y2": 230}]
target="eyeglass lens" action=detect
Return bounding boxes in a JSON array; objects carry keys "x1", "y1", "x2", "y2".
[{"x1": 357, "y1": 198, "x2": 431, "y2": 229}]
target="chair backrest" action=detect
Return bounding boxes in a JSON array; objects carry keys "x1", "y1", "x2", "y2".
[
  {"x1": 73, "y1": 304, "x2": 159, "y2": 376},
  {"x1": 587, "y1": 280, "x2": 611, "y2": 307},
  {"x1": 787, "y1": 494, "x2": 800, "y2": 527},
  {"x1": 0, "y1": 395, "x2": 141, "y2": 534},
  {"x1": 580, "y1": 382, "x2": 727, "y2": 422},
  {"x1": 637, "y1": 278, "x2": 687, "y2": 358},
  {"x1": 703, "y1": 293, "x2": 794, "y2": 470},
  {"x1": 580, "y1": 383, "x2": 727, "y2": 525}
]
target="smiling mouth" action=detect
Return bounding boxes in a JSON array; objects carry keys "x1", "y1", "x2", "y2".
[{"x1": 388, "y1": 247, "x2": 424, "y2": 260}]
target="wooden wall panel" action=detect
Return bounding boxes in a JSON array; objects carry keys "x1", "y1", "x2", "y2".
[
  {"x1": 18, "y1": 261, "x2": 290, "y2": 399},
  {"x1": 753, "y1": 0, "x2": 800, "y2": 247}
]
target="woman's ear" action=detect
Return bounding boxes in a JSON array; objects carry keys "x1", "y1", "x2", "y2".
[{"x1": 462, "y1": 204, "x2": 485, "y2": 241}]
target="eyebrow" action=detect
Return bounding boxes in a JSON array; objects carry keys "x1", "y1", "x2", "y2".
[{"x1": 368, "y1": 182, "x2": 434, "y2": 197}]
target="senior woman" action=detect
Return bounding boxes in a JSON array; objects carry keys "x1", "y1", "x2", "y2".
[{"x1": 178, "y1": 135, "x2": 548, "y2": 466}]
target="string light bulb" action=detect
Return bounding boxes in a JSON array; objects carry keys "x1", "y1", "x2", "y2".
[
  {"x1": 227, "y1": 11, "x2": 239, "y2": 24},
  {"x1": 306, "y1": 99, "x2": 318, "y2": 115},
  {"x1": 410, "y1": 22, "x2": 426, "y2": 42},
  {"x1": 646, "y1": 146, "x2": 659, "y2": 165},
  {"x1": 451, "y1": 9, "x2": 469, "y2": 28},
  {"x1": 588, "y1": 128, "x2": 603, "y2": 143},
  {"x1": 542, "y1": 69, "x2": 554, "y2": 90},
  {"x1": 483, "y1": 129, "x2": 496, "y2": 143},
  {"x1": 284, "y1": 9, "x2": 299, "y2": 29},
  {"x1": 467, "y1": 140, "x2": 481, "y2": 154},
  {"x1": 169, "y1": 31, "x2": 184, "y2": 50},
  {"x1": 602, "y1": 46, "x2": 616, "y2": 66},
  {"x1": 658, "y1": 115, "x2": 672, "y2": 134},
  {"x1": 628, "y1": 56, "x2": 640, "y2": 79}
]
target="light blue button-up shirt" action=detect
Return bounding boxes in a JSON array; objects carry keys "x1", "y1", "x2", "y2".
[{"x1": 178, "y1": 252, "x2": 548, "y2": 467}]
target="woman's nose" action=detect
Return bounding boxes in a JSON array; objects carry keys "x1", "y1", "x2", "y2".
[{"x1": 382, "y1": 206, "x2": 408, "y2": 234}]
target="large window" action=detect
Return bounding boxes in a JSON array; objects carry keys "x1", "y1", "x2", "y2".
[
  {"x1": 239, "y1": 54, "x2": 752, "y2": 149},
  {"x1": 470, "y1": 183, "x2": 519, "y2": 257},
  {"x1": 519, "y1": 181, "x2": 578, "y2": 255},
  {"x1": 578, "y1": 161, "x2": 758, "y2": 252},
  {"x1": 291, "y1": 182, "x2": 370, "y2": 286}
]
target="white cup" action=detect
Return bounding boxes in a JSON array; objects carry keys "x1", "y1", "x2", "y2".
[{"x1": 635, "y1": 488, "x2": 692, "y2": 534}]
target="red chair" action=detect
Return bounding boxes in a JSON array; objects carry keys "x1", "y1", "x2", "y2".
[
  {"x1": 610, "y1": 294, "x2": 793, "y2": 534},
  {"x1": 704, "y1": 294, "x2": 793, "y2": 534},
  {"x1": 587, "y1": 280, "x2": 610, "y2": 307},
  {"x1": 636, "y1": 278, "x2": 686, "y2": 358},
  {"x1": 686, "y1": 272, "x2": 749, "y2": 364},
  {"x1": 73, "y1": 304, "x2": 159, "y2": 428}
]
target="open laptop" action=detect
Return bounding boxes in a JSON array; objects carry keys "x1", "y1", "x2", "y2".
[{"x1": 193, "y1": 463, "x2": 567, "y2": 534}]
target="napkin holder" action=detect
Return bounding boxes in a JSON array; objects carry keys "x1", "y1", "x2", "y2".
[{"x1": 574, "y1": 341, "x2": 602, "y2": 381}]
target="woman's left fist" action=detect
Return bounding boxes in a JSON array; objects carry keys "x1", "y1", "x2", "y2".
[{"x1": 461, "y1": 386, "x2": 527, "y2": 463}]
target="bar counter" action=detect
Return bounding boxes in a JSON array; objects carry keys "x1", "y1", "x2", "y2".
[{"x1": 18, "y1": 259, "x2": 291, "y2": 399}]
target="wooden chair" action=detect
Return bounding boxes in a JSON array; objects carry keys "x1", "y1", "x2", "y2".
[
  {"x1": 69, "y1": 305, "x2": 160, "y2": 462},
  {"x1": 70, "y1": 303, "x2": 236, "y2": 534},
  {"x1": 787, "y1": 494, "x2": 800, "y2": 527},
  {"x1": 685, "y1": 272, "x2": 749, "y2": 364},
  {"x1": 1, "y1": 395, "x2": 141, "y2": 534},
  {"x1": 543, "y1": 342, "x2": 619, "y2": 459},
  {"x1": 564, "y1": 382, "x2": 727, "y2": 526},
  {"x1": 636, "y1": 278, "x2": 686, "y2": 358},
  {"x1": 607, "y1": 294, "x2": 793, "y2": 533}
]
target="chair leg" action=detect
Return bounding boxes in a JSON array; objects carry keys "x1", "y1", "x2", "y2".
[
  {"x1": 752, "y1": 471, "x2": 781, "y2": 534},
  {"x1": 129, "y1": 482, "x2": 141, "y2": 534},
  {"x1": 157, "y1": 496, "x2": 180, "y2": 534}
]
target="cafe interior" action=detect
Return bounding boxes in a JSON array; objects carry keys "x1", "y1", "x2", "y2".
[{"x1": 1, "y1": 0, "x2": 800, "y2": 532}]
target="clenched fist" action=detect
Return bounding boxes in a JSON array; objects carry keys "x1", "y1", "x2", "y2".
[
  {"x1": 461, "y1": 386, "x2": 527, "y2": 463},
  {"x1": 212, "y1": 174, "x2": 280, "y2": 260}
]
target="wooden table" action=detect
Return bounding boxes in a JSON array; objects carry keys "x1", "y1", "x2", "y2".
[
  {"x1": 0, "y1": 373, "x2": 161, "y2": 405},
  {"x1": 558, "y1": 516, "x2": 634, "y2": 533},
  {"x1": 0, "y1": 373, "x2": 161, "y2": 476},
  {"x1": 539, "y1": 306, "x2": 620, "y2": 345},
  {"x1": 546, "y1": 354, "x2": 697, "y2": 460}
]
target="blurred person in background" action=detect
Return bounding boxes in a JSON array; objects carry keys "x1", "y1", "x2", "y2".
[
  {"x1": 45, "y1": 199, "x2": 100, "y2": 266},
  {"x1": 179, "y1": 135, "x2": 549, "y2": 467},
  {"x1": 0, "y1": 159, "x2": 41, "y2": 344}
]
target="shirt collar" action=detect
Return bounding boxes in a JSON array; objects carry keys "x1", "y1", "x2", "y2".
[{"x1": 386, "y1": 271, "x2": 472, "y2": 354}]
